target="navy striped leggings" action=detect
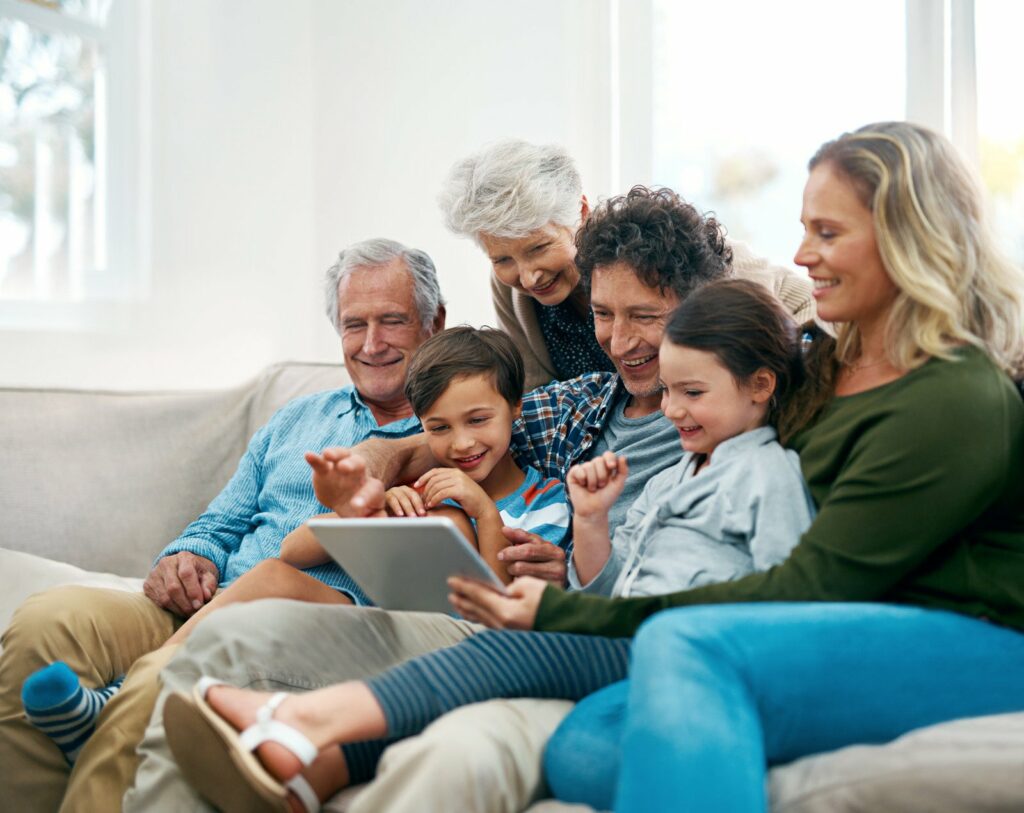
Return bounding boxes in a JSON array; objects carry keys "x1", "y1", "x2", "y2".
[{"x1": 340, "y1": 630, "x2": 630, "y2": 782}]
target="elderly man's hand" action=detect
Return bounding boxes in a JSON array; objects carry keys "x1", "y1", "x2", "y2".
[
  {"x1": 447, "y1": 575, "x2": 546, "y2": 630},
  {"x1": 496, "y1": 527, "x2": 567, "y2": 585},
  {"x1": 143, "y1": 552, "x2": 219, "y2": 617},
  {"x1": 305, "y1": 448, "x2": 386, "y2": 517}
]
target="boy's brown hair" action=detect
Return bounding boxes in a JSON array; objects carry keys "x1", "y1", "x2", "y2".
[{"x1": 404, "y1": 326, "x2": 525, "y2": 416}]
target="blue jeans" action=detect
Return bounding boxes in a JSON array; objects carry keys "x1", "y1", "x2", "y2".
[{"x1": 544, "y1": 603, "x2": 1024, "y2": 812}]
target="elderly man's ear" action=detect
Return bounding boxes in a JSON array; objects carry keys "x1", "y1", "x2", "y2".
[{"x1": 580, "y1": 195, "x2": 590, "y2": 223}]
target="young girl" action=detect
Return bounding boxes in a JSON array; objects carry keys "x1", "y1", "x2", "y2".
[{"x1": 162, "y1": 279, "x2": 817, "y2": 813}]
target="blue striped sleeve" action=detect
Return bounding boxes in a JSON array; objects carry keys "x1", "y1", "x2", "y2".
[{"x1": 497, "y1": 470, "x2": 571, "y2": 550}]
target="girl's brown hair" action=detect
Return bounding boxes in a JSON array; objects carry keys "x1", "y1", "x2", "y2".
[{"x1": 665, "y1": 279, "x2": 804, "y2": 434}]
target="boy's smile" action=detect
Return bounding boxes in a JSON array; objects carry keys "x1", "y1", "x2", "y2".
[{"x1": 452, "y1": 451, "x2": 487, "y2": 471}]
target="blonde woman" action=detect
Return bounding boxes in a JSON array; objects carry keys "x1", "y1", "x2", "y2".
[{"x1": 449, "y1": 121, "x2": 1024, "y2": 812}]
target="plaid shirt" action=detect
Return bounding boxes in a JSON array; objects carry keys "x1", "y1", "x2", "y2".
[{"x1": 509, "y1": 372, "x2": 622, "y2": 481}]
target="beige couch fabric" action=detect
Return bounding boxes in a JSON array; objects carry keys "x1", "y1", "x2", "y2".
[
  {"x1": 0, "y1": 362, "x2": 346, "y2": 576},
  {"x1": 770, "y1": 711, "x2": 1024, "y2": 812},
  {"x1": 0, "y1": 548, "x2": 143, "y2": 648}
]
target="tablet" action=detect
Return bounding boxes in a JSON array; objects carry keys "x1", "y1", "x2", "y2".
[{"x1": 308, "y1": 516, "x2": 506, "y2": 614}]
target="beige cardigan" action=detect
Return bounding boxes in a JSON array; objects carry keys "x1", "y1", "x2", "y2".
[{"x1": 491, "y1": 239, "x2": 817, "y2": 392}]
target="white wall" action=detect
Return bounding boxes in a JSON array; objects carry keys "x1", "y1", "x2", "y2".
[
  {"x1": 306, "y1": 0, "x2": 614, "y2": 361},
  {"x1": 0, "y1": 0, "x2": 615, "y2": 390}
]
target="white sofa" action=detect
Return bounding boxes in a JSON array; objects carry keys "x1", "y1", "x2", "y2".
[{"x1": 2, "y1": 362, "x2": 1023, "y2": 812}]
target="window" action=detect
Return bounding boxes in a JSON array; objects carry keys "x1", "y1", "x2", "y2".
[
  {"x1": 627, "y1": 0, "x2": 1023, "y2": 267},
  {"x1": 976, "y1": 0, "x2": 1024, "y2": 263},
  {"x1": 0, "y1": 0, "x2": 146, "y2": 327},
  {"x1": 649, "y1": 0, "x2": 905, "y2": 267}
]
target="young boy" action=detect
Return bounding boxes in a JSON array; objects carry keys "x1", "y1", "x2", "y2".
[
  {"x1": 282, "y1": 326, "x2": 570, "y2": 582},
  {"x1": 21, "y1": 327, "x2": 569, "y2": 760}
]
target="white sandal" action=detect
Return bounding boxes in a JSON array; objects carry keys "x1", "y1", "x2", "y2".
[{"x1": 164, "y1": 676, "x2": 321, "y2": 813}]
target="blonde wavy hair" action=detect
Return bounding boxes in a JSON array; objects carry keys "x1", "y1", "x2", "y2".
[{"x1": 810, "y1": 121, "x2": 1024, "y2": 378}]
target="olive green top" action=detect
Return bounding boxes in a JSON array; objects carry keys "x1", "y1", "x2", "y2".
[{"x1": 535, "y1": 347, "x2": 1024, "y2": 637}]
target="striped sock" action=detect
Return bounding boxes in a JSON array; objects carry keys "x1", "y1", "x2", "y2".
[{"x1": 21, "y1": 661, "x2": 125, "y2": 765}]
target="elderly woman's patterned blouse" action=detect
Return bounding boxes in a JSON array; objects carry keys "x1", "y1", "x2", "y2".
[{"x1": 534, "y1": 299, "x2": 616, "y2": 382}]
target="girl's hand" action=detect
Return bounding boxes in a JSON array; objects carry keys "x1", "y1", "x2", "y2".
[
  {"x1": 384, "y1": 485, "x2": 427, "y2": 517},
  {"x1": 567, "y1": 452, "x2": 629, "y2": 519},
  {"x1": 415, "y1": 467, "x2": 491, "y2": 518},
  {"x1": 447, "y1": 575, "x2": 546, "y2": 630}
]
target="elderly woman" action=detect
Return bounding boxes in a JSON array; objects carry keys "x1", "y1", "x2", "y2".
[{"x1": 439, "y1": 139, "x2": 816, "y2": 390}]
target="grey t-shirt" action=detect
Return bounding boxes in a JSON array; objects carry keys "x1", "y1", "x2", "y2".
[{"x1": 589, "y1": 388, "x2": 684, "y2": 535}]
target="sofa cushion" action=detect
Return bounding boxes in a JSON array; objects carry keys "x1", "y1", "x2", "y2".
[
  {"x1": 245, "y1": 362, "x2": 349, "y2": 438},
  {"x1": 0, "y1": 362, "x2": 347, "y2": 576},
  {"x1": 769, "y1": 711, "x2": 1024, "y2": 812},
  {"x1": 0, "y1": 547, "x2": 144, "y2": 648},
  {"x1": 447, "y1": 714, "x2": 1024, "y2": 813}
]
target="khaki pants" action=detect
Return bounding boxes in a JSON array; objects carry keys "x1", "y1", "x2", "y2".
[
  {"x1": 126, "y1": 599, "x2": 482, "y2": 812},
  {"x1": 350, "y1": 698, "x2": 574, "y2": 813},
  {"x1": 0, "y1": 586, "x2": 179, "y2": 812}
]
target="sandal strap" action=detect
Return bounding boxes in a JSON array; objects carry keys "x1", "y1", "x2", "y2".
[
  {"x1": 286, "y1": 774, "x2": 321, "y2": 813},
  {"x1": 237, "y1": 692, "x2": 319, "y2": 766},
  {"x1": 196, "y1": 676, "x2": 226, "y2": 698}
]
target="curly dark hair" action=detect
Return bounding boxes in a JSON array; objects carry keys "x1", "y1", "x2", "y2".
[{"x1": 574, "y1": 186, "x2": 733, "y2": 300}]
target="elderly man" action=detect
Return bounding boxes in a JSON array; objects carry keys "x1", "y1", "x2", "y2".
[
  {"x1": 125, "y1": 187, "x2": 814, "y2": 811},
  {"x1": 0, "y1": 238, "x2": 445, "y2": 812}
]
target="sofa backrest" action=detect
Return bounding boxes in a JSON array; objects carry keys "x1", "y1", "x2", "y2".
[{"x1": 0, "y1": 362, "x2": 348, "y2": 576}]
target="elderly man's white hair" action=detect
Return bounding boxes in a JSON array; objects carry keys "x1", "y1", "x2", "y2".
[
  {"x1": 439, "y1": 139, "x2": 583, "y2": 243},
  {"x1": 324, "y1": 238, "x2": 445, "y2": 334}
]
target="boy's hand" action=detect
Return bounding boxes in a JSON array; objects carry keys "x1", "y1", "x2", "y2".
[
  {"x1": 447, "y1": 575, "x2": 546, "y2": 630},
  {"x1": 567, "y1": 452, "x2": 629, "y2": 519},
  {"x1": 385, "y1": 485, "x2": 427, "y2": 517},
  {"x1": 305, "y1": 449, "x2": 385, "y2": 517},
  {"x1": 414, "y1": 467, "x2": 491, "y2": 518}
]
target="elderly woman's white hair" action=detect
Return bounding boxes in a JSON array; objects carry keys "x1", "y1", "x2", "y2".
[{"x1": 439, "y1": 139, "x2": 583, "y2": 243}]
